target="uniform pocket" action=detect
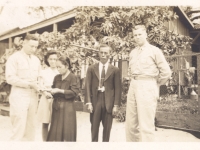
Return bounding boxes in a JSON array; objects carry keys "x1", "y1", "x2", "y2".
[
  {"x1": 140, "y1": 56, "x2": 154, "y2": 69},
  {"x1": 138, "y1": 81, "x2": 157, "y2": 107},
  {"x1": 147, "y1": 83, "x2": 157, "y2": 104},
  {"x1": 32, "y1": 68, "x2": 39, "y2": 79},
  {"x1": 17, "y1": 63, "x2": 29, "y2": 78}
]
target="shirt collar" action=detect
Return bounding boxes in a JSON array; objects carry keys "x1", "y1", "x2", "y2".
[
  {"x1": 20, "y1": 49, "x2": 31, "y2": 58},
  {"x1": 137, "y1": 41, "x2": 149, "y2": 50},
  {"x1": 57, "y1": 72, "x2": 71, "y2": 81},
  {"x1": 99, "y1": 60, "x2": 109, "y2": 67}
]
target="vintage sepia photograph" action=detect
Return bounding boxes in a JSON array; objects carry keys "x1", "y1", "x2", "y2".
[{"x1": 0, "y1": 0, "x2": 200, "y2": 149}]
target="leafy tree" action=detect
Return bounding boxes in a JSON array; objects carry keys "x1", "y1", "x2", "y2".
[{"x1": 65, "y1": 6, "x2": 192, "y2": 60}]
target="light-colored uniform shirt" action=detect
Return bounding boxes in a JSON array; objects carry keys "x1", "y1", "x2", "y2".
[
  {"x1": 6, "y1": 50, "x2": 41, "y2": 109},
  {"x1": 129, "y1": 42, "x2": 171, "y2": 85}
]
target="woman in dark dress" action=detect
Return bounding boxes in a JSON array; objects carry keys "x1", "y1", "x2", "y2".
[{"x1": 47, "y1": 56, "x2": 79, "y2": 142}]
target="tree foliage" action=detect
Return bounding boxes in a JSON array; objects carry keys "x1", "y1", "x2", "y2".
[{"x1": 65, "y1": 6, "x2": 192, "y2": 58}]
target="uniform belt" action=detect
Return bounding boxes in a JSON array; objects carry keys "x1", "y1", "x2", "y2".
[{"x1": 132, "y1": 76, "x2": 155, "y2": 80}]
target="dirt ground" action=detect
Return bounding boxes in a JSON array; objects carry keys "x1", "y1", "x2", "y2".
[{"x1": 0, "y1": 111, "x2": 200, "y2": 142}]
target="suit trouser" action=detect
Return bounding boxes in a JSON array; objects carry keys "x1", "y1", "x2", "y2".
[
  {"x1": 90, "y1": 92, "x2": 113, "y2": 142},
  {"x1": 125, "y1": 78, "x2": 158, "y2": 142},
  {"x1": 9, "y1": 91, "x2": 38, "y2": 141}
]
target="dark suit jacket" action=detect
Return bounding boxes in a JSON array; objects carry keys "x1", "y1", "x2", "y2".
[{"x1": 85, "y1": 63, "x2": 121, "y2": 113}]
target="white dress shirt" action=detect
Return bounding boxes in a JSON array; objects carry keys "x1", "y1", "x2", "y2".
[{"x1": 99, "y1": 61, "x2": 109, "y2": 81}]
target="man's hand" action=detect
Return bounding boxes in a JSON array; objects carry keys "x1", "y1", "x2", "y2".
[
  {"x1": 29, "y1": 82, "x2": 40, "y2": 92},
  {"x1": 87, "y1": 104, "x2": 93, "y2": 113},
  {"x1": 112, "y1": 106, "x2": 118, "y2": 116}
]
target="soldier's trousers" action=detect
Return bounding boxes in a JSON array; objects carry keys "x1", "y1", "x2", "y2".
[{"x1": 125, "y1": 78, "x2": 159, "y2": 142}]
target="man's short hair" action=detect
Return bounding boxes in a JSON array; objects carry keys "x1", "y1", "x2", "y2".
[
  {"x1": 24, "y1": 34, "x2": 39, "y2": 41},
  {"x1": 98, "y1": 44, "x2": 112, "y2": 52},
  {"x1": 132, "y1": 25, "x2": 146, "y2": 32}
]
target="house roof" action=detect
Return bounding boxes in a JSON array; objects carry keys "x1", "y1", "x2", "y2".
[
  {"x1": 187, "y1": 7, "x2": 200, "y2": 32},
  {"x1": 0, "y1": 27, "x2": 20, "y2": 39},
  {"x1": 183, "y1": 6, "x2": 200, "y2": 30},
  {"x1": 175, "y1": 6, "x2": 194, "y2": 29},
  {"x1": 0, "y1": 8, "x2": 76, "y2": 41}
]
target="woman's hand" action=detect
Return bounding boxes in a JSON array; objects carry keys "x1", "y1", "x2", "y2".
[
  {"x1": 50, "y1": 88, "x2": 63, "y2": 95},
  {"x1": 44, "y1": 91, "x2": 53, "y2": 99}
]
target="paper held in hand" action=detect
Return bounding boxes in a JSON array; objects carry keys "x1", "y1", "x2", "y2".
[
  {"x1": 38, "y1": 87, "x2": 53, "y2": 99},
  {"x1": 98, "y1": 86, "x2": 105, "y2": 92}
]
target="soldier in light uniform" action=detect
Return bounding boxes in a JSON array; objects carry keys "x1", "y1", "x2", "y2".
[
  {"x1": 126, "y1": 25, "x2": 171, "y2": 142},
  {"x1": 6, "y1": 34, "x2": 41, "y2": 141}
]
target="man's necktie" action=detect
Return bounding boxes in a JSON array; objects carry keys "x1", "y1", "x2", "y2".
[{"x1": 100, "y1": 65, "x2": 105, "y2": 88}]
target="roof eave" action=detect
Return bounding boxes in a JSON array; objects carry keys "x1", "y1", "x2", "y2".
[
  {"x1": 0, "y1": 8, "x2": 76, "y2": 41},
  {"x1": 175, "y1": 6, "x2": 194, "y2": 29}
]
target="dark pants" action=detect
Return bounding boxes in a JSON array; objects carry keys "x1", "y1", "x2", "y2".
[{"x1": 90, "y1": 92, "x2": 113, "y2": 142}]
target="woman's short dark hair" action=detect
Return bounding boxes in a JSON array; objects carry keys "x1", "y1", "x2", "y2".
[
  {"x1": 44, "y1": 50, "x2": 58, "y2": 67},
  {"x1": 58, "y1": 56, "x2": 72, "y2": 69}
]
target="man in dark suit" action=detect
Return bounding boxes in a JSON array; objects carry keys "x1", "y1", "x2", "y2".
[{"x1": 85, "y1": 44, "x2": 121, "y2": 142}]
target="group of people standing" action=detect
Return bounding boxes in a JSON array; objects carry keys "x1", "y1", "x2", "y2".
[{"x1": 5, "y1": 25, "x2": 171, "y2": 142}]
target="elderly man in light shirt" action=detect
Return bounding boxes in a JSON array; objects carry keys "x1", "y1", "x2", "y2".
[
  {"x1": 6, "y1": 34, "x2": 41, "y2": 141},
  {"x1": 126, "y1": 25, "x2": 171, "y2": 142}
]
